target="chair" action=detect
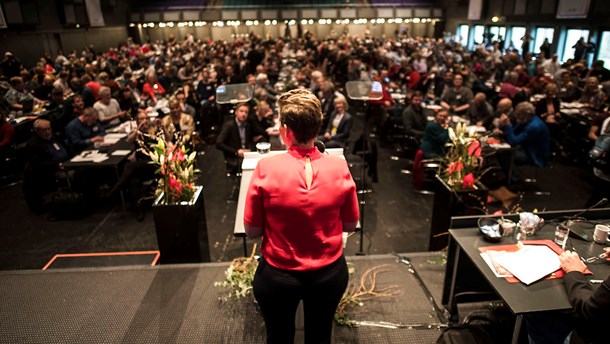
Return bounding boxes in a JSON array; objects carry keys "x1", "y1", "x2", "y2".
[
  {"x1": 521, "y1": 165, "x2": 551, "y2": 196},
  {"x1": 412, "y1": 149, "x2": 440, "y2": 194}
]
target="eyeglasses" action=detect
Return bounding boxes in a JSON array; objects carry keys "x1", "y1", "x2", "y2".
[{"x1": 581, "y1": 253, "x2": 607, "y2": 264}]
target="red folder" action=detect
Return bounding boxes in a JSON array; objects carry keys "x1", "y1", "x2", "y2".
[{"x1": 479, "y1": 239, "x2": 592, "y2": 283}]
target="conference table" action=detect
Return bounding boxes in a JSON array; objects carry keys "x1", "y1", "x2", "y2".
[
  {"x1": 445, "y1": 210, "x2": 610, "y2": 344},
  {"x1": 63, "y1": 133, "x2": 135, "y2": 211}
]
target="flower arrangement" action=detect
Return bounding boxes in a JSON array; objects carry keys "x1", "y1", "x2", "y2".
[
  {"x1": 139, "y1": 132, "x2": 198, "y2": 205},
  {"x1": 438, "y1": 122, "x2": 484, "y2": 190},
  {"x1": 215, "y1": 249, "x2": 402, "y2": 327},
  {"x1": 215, "y1": 244, "x2": 259, "y2": 302}
]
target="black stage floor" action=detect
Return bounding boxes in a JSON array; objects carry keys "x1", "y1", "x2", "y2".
[{"x1": 0, "y1": 254, "x2": 446, "y2": 344}]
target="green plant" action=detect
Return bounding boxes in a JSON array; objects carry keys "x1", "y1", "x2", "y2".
[
  {"x1": 438, "y1": 122, "x2": 485, "y2": 190},
  {"x1": 215, "y1": 244, "x2": 259, "y2": 302},
  {"x1": 139, "y1": 132, "x2": 198, "y2": 204},
  {"x1": 334, "y1": 264, "x2": 401, "y2": 326}
]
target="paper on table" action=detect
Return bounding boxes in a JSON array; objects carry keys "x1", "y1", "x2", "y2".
[
  {"x1": 70, "y1": 150, "x2": 108, "y2": 163},
  {"x1": 102, "y1": 133, "x2": 127, "y2": 145},
  {"x1": 111, "y1": 150, "x2": 132, "y2": 156},
  {"x1": 480, "y1": 251, "x2": 513, "y2": 278},
  {"x1": 493, "y1": 245, "x2": 561, "y2": 285}
]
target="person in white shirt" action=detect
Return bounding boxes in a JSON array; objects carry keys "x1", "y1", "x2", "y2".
[
  {"x1": 542, "y1": 54, "x2": 561, "y2": 77},
  {"x1": 93, "y1": 86, "x2": 127, "y2": 127}
]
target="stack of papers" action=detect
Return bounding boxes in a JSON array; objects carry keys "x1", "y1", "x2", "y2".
[
  {"x1": 101, "y1": 133, "x2": 127, "y2": 145},
  {"x1": 482, "y1": 245, "x2": 561, "y2": 285},
  {"x1": 70, "y1": 150, "x2": 109, "y2": 163}
]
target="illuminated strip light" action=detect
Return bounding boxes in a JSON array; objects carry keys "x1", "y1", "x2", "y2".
[{"x1": 135, "y1": 16, "x2": 438, "y2": 29}]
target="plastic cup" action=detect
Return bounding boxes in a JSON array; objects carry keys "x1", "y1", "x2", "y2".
[
  {"x1": 554, "y1": 225, "x2": 570, "y2": 249},
  {"x1": 256, "y1": 142, "x2": 271, "y2": 154}
]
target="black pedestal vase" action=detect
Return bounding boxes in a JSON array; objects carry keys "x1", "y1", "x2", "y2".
[
  {"x1": 152, "y1": 186, "x2": 211, "y2": 264},
  {"x1": 428, "y1": 175, "x2": 489, "y2": 251}
]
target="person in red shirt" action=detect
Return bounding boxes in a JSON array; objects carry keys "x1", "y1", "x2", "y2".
[
  {"x1": 142, "y1": 73, "x2": 166, "y2": 105},
  {"x1": 405, "y1": 65, "x2": 421, "y2": 91},
  {"x1": 244, "y1": 89, "x2": 359, "y2": 344}
]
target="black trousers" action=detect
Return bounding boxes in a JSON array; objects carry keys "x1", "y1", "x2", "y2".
[{"x1": 253, "y1": 255, "x2": 348, "y2": 344}]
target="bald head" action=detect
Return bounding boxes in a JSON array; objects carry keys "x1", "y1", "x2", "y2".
[
  {"x1": 497, "y1": 98, "x2": 513, "y2": 113},
  {"x1": 474, "y1": 92, "x2": 486, "y2": 107}
]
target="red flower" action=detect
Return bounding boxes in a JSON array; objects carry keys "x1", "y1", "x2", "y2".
[
  {"x1": 462, "y1": 173, "x2": 475, "y2": 189},
  {"x1": 446, "y1": 161, "x2": 464, "y2": 174},
  {"x1": 173, "y1": 148, "x2": 185, "y2": 162},
  {"x1": 168, "y1": 174, "x2": 182, "y2": 194},
  {"x1": 468, "y1": 140, "x2": 481, "y2": 157}
]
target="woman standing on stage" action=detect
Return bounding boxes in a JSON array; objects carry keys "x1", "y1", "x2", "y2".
[{"x1": 244, "y1": 89, "x2": 360, "y2": 344}]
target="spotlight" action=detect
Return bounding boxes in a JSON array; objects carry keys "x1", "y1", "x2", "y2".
[
  {"x1": 264, "y1": 20, "x2": 271, "y2": 26},
  {"x1": 413, "y1": 18, "x2": 420, "y2": 23},
  {"x1": 308, "y1": 19, "x2": 313, "y2": 25},
  {"x1": 491, "y1": 16, "x2": 500, "y2": 23}
]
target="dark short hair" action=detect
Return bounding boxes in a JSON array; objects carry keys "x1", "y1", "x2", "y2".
[
  {"x1": 277, "y1": 89, "x2": 322, "y2": 144},
  {"x1": 235, "y1": 102, "x2": 250, "y2": 112}
]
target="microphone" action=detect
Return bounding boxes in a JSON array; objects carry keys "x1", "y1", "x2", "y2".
[
  {"x1": 314, "y1": 140, "x2": 326, "y2": 153},
  {"x1": 567, "y1": 198, "x2": 608, "y2": 220},
  {"x1": 563, "y1": 198, "x2": 608, "y2": 241}
]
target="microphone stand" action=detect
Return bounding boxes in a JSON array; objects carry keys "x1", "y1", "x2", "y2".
[
  {"x1": 561, "y1": 198, "x2": 609, "y2": 224},
  {"x1": 346, "y1": 81, "x2": 383, "y2": 256},
  {"x1": 356, "y1": 98, "x2": 369, "y2": 256}
]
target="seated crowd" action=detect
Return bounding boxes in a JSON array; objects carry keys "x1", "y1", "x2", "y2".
[{"x1": 0, "y1": 28, "x2": 609, "y2": 214}]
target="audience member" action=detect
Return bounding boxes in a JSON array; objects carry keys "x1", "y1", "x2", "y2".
[
  {"x1": 65, "y1": 107, "x2": 106, "y2": 153},
  {"x1": 23, "y1": 119, "x2": 69, "y2": 213},
  {"x1": 468, "y1": 92, "x2": 494, "y2": 126},
  {"x1": 499, "y1": 102, "x2": 550, "y2": 178},
  {"x1": 216, "y1": 102, "x2": 264, "y2": 174},
  {"x1": 161, "y1": 97, "x2": 195, "y2": 144},
  {"x1": 420, "y1": 110, "x2": 449, "y2": 159},
  {"x1": 1, "y1": 52, "x2": 22, "y2": 79},
  {"x1": 319, "y1": 96, "x2": 353, "y2": 149},
  {"x1": 5, "y1": 76, "x2": 36, "y2": 112},
  {"x1": 106, "y1": 111, "x2": 157, "y2": 219},
  {"x1": 142, "y1": 73, "x2": 166, "y2": 105},
  {"x1": 580, "y1": 76, "x2": 605, "y2": 112},
  {"x1": 94, "y1": 86, "x2": 127, "y2": 127},
  {"x1": 401, "y1": 91, "x2": 427, "y2": 140},
  {"x1": 440, "y1": 74, "x2": 473, "y2": 116},
  {"x1": 526, "y1": 247, "x2": 610, "y2": 344},
  {"x1": 557, "y1": 71, "x2": 581, "y2": 102}
]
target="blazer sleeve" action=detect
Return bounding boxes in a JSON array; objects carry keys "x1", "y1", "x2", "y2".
[
  {"x1": 216, "y1": 121, "x2": 237, "y2": 156},
  {"x1": 333, "y1": 114, "x2": 353, "y2": 142},
  {"x1": 564, "y1": 272, "x2": 610, "y2": 321}
]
